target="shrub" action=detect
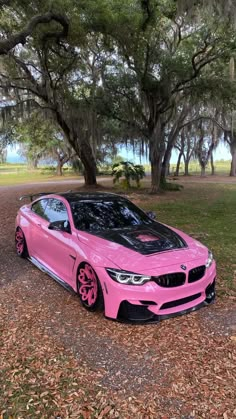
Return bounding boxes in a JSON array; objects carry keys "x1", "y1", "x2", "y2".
[{"x1": 112, "y1": 161, "x2": 145, "y2": 188}]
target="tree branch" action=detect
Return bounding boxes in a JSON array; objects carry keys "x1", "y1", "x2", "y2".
[
  {"x1": 0, "y1": 12, "x2": 69, "y2": 55},
  {"x1": 141, "y1": 0, "x2": 152, "y2": 31}
]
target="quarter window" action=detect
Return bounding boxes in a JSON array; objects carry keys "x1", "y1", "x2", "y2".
[
  {"x1": 44, "y1": 199, "x2": 69, "y2": 223},
  {"x1": 31, "y1": 199, "x2": 48, "y2": 218}
]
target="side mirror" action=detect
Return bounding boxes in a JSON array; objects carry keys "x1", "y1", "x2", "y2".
[
  {"x1": 48, "y1": 220, "x2": 71, "y2": 234},
  {"x1": 146, "y1": 211, "x2": 157, "y2": 220}
]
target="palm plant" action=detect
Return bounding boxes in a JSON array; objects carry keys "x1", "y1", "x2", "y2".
[{"x1": 112, "y1": 161, "x2": 145, "y2": 188}]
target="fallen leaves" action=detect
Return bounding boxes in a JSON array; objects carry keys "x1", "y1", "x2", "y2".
[
  {"x1": 0, "y1": 182, "x2": 236, "y2": 418},
  {"x1": 1, "y1": 277, "x2": 236, "y2": 418}
]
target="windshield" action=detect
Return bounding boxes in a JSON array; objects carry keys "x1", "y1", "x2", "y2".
[{"x1": 70, "y1": 199, "x2": 153, "y2": 231}]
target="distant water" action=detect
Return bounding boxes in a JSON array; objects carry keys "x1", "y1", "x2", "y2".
[
  {"x1": 6, "y1": 146, "x2": 25, "y2": 164},
  {"x1": 7, "y1": 155, "x2": 25, "y2": 164},
  {"x1": 6, "y1": 147, "x2": 50, "y2": 165}
]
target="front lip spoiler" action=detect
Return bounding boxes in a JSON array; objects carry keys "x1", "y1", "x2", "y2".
[
  {"x1": 111, "y1": 297, "x2": 215, "y2": 325},
  {"x1": 154, "y1": 299, "x2": 211, "y2": 322}
]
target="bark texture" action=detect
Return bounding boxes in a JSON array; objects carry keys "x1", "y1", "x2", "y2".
[
  {"x1": 175, "y1": 151, "x2": 183, "y2": 176},
  {"x1": 230, "y1": 144, "x2": 236, "y2": 176}
]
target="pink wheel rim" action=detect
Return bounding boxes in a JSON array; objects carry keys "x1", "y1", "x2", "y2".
[
  {"x1": 15, "y1": 229, "x2": 24, "y2": 255},
  {"x1": 78, "y1": 264, "x2": 98, "y2": 306}
]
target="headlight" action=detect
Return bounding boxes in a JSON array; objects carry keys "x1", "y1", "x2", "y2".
[
  {"x1": 205, "y1": 251, "x2": 214, "y2": 268},
  {"x1": 106, "y1": 268, "x2": 151, "y2": 285}
]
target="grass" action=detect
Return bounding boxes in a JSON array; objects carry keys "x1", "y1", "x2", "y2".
[
  {"x1": 0, "y1": 169, "x2": 81, "y2": 186},
  {"x1": 138, "y1": 183, "x2": 236, "y2": 290}
]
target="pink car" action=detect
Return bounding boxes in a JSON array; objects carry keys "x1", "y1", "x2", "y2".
[{"x1": 15, "y1": 192, "x2": 216, "y2": 322}]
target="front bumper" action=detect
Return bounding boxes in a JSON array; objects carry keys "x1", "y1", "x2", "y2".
[
  {"x1": 96, "y1": 261, "x2": 216, "y2": 322},
  {"x1": 117, "y1": 279, "x2": 215, "y2": 323}
]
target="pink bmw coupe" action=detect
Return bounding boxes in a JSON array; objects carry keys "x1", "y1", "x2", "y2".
[{"x1": 15, "y1": 192, "x2": 216, "y2": 322}]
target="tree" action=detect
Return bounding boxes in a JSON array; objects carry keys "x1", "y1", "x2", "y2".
[
  {"x1": 220, "y1": 115, "x2": 236, "y2": 177},
  {"x1": 174, "y1": 128, "x2": 196, "y2": 176},
  {"x1": 1, "y1": 0, "x2": 236, "y2": 189},
  {"x1": 0, "y1": 0, "x2": 100, "y2": 185},
  {"x1": 194, "y1": 120, "x2": 219, "y2": 176},
  {"x1": 182, "y1": 129, "x2": 196, "y2": 176},
  {"x1": 93, "y1": 0, "x2": 235, "y2": 191},
  {"x1": 0, "y1": 137, "x2": 7, "y2": 163},
  {"x1": 0, "y1": 128, "x2": 13, "y2": 163},
  {"x1": 161, "y1": 102, "x2": 192, "y2": 182},
  {"x1": 199, "y1": 111, "x2": 236, "y2": 177},
  {"x1": 13, "y1": 112, "x2": 75, "y2": 173},
  {"x1": 177, "y1": 0, "x2": 236, "y2": 17},
  {"x1": 0, "y1": 11, "x2": 69, "y2": 55},
  {"x1": 50, "y1": 142, "x2": 75, "y2": 176}
]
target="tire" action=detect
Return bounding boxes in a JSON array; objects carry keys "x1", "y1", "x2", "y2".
[
  {"x1": 15, "y1": 227, "x2": 28, "y2": 258},
  {"x1": 77, "y1": 263, "x2": 104, "y2": 312}
]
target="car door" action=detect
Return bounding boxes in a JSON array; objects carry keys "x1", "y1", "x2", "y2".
[
  {"x1": 29, "y1": 198, "x2": 49, "y2": 259},
  {"x1": 39, "y1": 198, "x2": 76, "y2": 285}
]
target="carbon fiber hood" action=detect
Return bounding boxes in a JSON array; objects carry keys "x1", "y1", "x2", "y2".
[{"x1": 86, "y1": 222, "x2": 187, "y2": 255}]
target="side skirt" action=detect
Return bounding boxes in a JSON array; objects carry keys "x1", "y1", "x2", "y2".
[{"x1": 29, "y1": 256, "x2": 76, "y2": 295}]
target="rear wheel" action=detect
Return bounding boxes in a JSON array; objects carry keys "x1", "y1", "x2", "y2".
[
  {"x1": 15, "y1": 227, "x2": 28, "y2": 258},
  {"x1": 77, "y1": 263, "x2": 104, "y2": 312}
]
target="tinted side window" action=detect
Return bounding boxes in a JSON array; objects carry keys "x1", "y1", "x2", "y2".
[
  {"x1": 31, "y1": 199, "x2": 48, "y2": 218},
  {"x1": 44, "y1": 199, "x2": 69, "y2": 223}
]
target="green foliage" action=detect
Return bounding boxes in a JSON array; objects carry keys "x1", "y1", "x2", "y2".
[
  {"x1": 112, "y1": 161, "x2": 145, "y2": 188},
  {"x1": 13, "y1": 112, "x2": 72, "y2": 171},
  {"x1": 70, "y1": 157, "x2": 83, "y2": 174},
  {"x1": 1, "y1": 0, "x2": 236, "y2": 187}
]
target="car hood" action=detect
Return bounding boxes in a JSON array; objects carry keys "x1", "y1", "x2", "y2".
[{"x1": 77, "y1": 223, "x2": 208, "y2": 272}]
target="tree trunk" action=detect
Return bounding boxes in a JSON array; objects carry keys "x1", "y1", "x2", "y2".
[
  {"x1": 28, "y1": 158, "x2": 38, "y2": 169},
  {"x1": 55, "y1": 111, "x2": 97, "y2": 186},
  {"x1": 149, "y1": 118, "x2": 165, "y2": 194},
  {"x1": 184, "y1": 159, "x2": 190, "y2": 176},
  {"x1": 230, "y1": 143, "x2": 236, "y2": 176},
  {"x1": 80, "y1": 141, "x2": 97, "y2": 185},
  {"x1": 149, "y1": 119, "x2": 165, "y2": 193},
  {"x1": 210, "y1": 153, "x2": 215, "y2": 175},
  {"x1": 0, "y1": 149, "x2": 7, "y2": 163},
  {"x1": 167, "y1": 163, "x2": 171, "y2": 176},
  {"x1": 161, "y1": 147, "x2": 172, "y2": 181},
  {"x1": 150, "y1": 154, "x2": 163, "y2": 193},
  {"x1": 56, "y1": 161, "x2": 63, "y2": 176},
  {"x1": 175, "y1": 152, "x2": 183, "y2": 176},
  {"x1": 201, "y1": 165, "x2": 206, "y2": 177}
]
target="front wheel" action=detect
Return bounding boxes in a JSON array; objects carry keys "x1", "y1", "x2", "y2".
[
  {"x1": 77, "y1": 263, "x2": 104, "y2": 312},
  {"x1": 15, "y1": 227, "x2": 28, "y2": 258}
]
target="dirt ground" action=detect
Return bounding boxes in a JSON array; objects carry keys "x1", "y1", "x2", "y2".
[{"x1": 0, "y1": 178, "x2": 236, "y2": 418}]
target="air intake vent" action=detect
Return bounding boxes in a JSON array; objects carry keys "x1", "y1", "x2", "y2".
[{"x1": 160, "y1": 293, "x2": 201, "y2": 310}]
